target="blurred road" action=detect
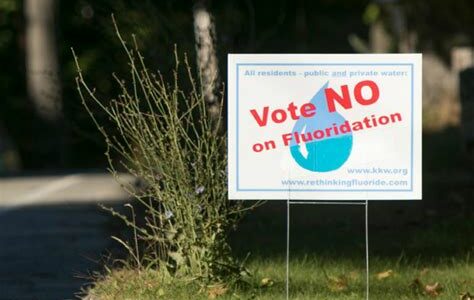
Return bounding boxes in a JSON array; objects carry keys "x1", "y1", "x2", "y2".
[
  {"x1": 0, "y1": 170, "x2": 471, "y2": 300},
  {"x1": 0, "y1": 172, "x2": 133, "y2": 300}
]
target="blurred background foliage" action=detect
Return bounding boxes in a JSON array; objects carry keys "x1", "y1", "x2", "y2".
[{"x1": 1, "y1": 0, "x2": 474, "y2": 172}]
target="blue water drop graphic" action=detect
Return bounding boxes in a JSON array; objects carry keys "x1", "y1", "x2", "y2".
[{"x1": 290, "y1": 81, "x2": 353, "y2": 172}]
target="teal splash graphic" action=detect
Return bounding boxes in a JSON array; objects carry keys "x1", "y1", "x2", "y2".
[{"x1": 290, "y1": 82, "x2": 353, "y2": 172}]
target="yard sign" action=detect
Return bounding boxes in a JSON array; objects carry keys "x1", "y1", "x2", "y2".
[{"x1": 228, "y1": 54, "x2": 422, "y2": 200}]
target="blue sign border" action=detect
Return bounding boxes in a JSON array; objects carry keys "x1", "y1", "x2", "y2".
[{"x1": 234, "y1": 63, "x2": 414, "y2": 192}]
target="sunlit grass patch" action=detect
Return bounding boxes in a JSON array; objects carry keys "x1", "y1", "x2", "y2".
[{"x1": 86, "y1": 255, "x2": 474, "y2": 299}]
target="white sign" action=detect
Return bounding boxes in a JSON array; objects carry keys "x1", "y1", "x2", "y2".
[{"x1": 228, "y1": 54, "x2": 422, "y2": 200}]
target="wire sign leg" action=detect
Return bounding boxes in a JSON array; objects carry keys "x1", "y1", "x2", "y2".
[
  {"x1": 365, "y1": 200, "x2": 369, "y2": 300},
  {"x1": 286, "y1": 198, "x2": 290, "y2": 300},
  {"x1": 285, "y1": 200, "x2": 370, "y2": 300}
]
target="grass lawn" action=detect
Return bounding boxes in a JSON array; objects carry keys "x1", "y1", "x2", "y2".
[
  {"x1": 87, "y1": 202, "x2": 474, "y2": 299},
  {"x1": 87, "y1": 255, "x2": 474, "y2": 299}
]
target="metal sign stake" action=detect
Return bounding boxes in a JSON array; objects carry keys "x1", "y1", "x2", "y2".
[{"x1": 285, "y1": 200, "x2": 370, "y2": 300}]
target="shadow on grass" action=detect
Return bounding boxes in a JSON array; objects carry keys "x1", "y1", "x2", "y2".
[
  {"x1": 231, "y1": 201, "x2": 474, "y2": 264},
  {"x1": 230, "y1": 126, "x2": 474, "y2": 265}
]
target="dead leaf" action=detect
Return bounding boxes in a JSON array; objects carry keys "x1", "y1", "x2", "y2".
[
  {"x1": 327, "y1": 275, "x2": 348, "y2": 292},
  {"x1": 376, "y1": 269, "x2": 394, "y2": 280},
  {"x1": 425, "y1": 282, "x2": 442, "y2": 297},
  {"x1": 460, "y1": 292, "x2": 474, "y2": 300},
  {"x1": 260, "y1": 277, "x2": 274, "y2": 287},
  {"x1": 208, "y1": 284, "x2": 227, "y2": 299}
]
